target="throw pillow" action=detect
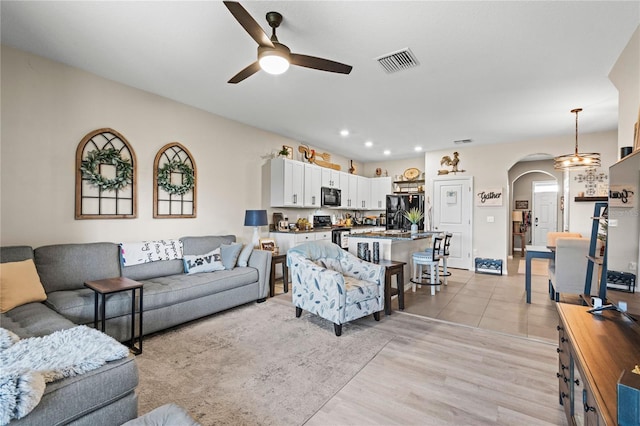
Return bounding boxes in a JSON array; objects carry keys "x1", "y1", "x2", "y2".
[
  {"x1": 237, "y1": 244, "x2": 253, "y2": 267},
  {"x1": 183, "y1": 248, "x2": 225, "y2": 275},
  {"x1": 220, "y1": 243, "x2": 243, "y2": 270},
  {"x1": 0, "y1": 259, "x2": 47, "y2": 313}
]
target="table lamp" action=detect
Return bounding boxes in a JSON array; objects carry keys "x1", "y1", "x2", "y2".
[
  {"x1": 244, "y1": 210, "x2": 268, "y2": 247},
  {"x1": 512, "y1": 210, "x2": 523, "y2": 233}
]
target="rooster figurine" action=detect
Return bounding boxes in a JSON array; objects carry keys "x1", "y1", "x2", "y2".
[{"x1": 438, "y1": 151, "x2": 464, "y2": 175}]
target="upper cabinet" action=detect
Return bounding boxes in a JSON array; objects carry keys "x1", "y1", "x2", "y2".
[
  {"x1": 356, "y1": 175, "x2": 371, "y2": 209},
  {"x1": 321, "y1": 168, "x2": 341, "y2": 189},
  {"x1": 270, "y1": 158, "x2": 304, "y2": 207},
  {"x1": 303, "y1": 163, "x2": 321, "y2": 208},
  {"x1": 269, "y1": 159, "x2": 391, "y2": 210},
  {"x1": 371, "y1": 177, "x2": 392, "y2": 209}
]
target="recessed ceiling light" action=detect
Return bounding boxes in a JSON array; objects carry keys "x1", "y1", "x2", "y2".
[
  {"x1": 365, "y1": 141, "x2": 373, "y2": 147},
  {"x1": 340, "y1": 129, "x2": 350, "y2": 137},
  {"x1": 414, "y1": 146, "x2": 423, "y2": 152},
  {"x1": 383, "y1": 150, "x2": 391, "y2": 155}
]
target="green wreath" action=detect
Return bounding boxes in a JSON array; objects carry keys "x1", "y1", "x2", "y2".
[
  {"x1": 157, "y1": 160, "x2": 195, "y2": 195},
  {"x1": 80, "y1": 148, "x2": 133, "y2": 192}
]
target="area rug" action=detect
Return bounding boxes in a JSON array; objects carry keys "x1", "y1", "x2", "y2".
[
  {"x1": 517, "y1": 258, "x2": 549, "y2": 276},
  {"x1": 135, "y1": 299, "x2": 392, "y2": 425}
]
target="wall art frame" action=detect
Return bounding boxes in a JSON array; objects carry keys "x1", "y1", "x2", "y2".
[
  {"x1": 153, "y1": 142, "x2": 197, "y2": 218},
  {"x1": 75, "y1": 128, "x2": 137, "y2": 219}
]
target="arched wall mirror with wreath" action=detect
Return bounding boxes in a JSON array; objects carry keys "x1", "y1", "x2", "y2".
[
  {"x1": 154, "y1": 142, "x2": 197, "y2": 218},
  {"x1": 75, "y1": 128, "x2": 137, "y2": 219}
]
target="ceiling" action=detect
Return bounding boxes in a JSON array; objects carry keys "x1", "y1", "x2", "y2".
[{"x1": 1, "y1": 1, "x2": 638, "y2": 162}]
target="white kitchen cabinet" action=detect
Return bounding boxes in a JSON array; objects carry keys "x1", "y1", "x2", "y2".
[
  {"x1": 303, "y1": 163, "x2": 321, "y2": 208},
  {"x1": 270, "y1": 230, "x2": 332, "y2": 253},
  {"x1": 370, "y1": 177, "x2": 392, "y2": 210},
  {"x1": 270, "y1": 158, "x2": 304, "y2": 207},
  {"x1": 321, "y1": 168, "x2": 341, "y2": 189},
  {"x1": 356, "y1": 175, "x2": 371, "y2": 209},
  {"x1": 342, "y1": 173, "x2": 358, "y2": 209}
]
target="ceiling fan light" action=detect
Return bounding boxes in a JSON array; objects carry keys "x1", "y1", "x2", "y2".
[{"x1": 258, "y1": 50, "x2": 289, "y2": 75}]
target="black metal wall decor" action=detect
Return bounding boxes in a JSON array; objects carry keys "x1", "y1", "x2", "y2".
[
  {"x1": 75, "y1": 128, "x2": 137, "y2": 219},
  {"x1": 153, "y1": 142, "x2": 197, "y2": 218}
]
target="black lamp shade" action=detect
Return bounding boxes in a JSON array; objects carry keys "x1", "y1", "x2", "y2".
[{"x1": 244, "y1": 210, "x2": 268, "y2": 227}]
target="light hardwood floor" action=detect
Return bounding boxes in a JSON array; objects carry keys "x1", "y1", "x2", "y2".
[
  {"x1": 271, "y1": 256, "x2": 638, "y2": 425},
  {"x1": 269, "y1": 294, "x2": 568, "y2": 425}
]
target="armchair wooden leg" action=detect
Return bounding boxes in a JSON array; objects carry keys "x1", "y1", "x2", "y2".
[
  {"x1": 373, "y1": 311, "x2": 380, "y2": 321},
  {"x1": 295, "y1": 306, "x2": 302, "y2": 318},
  {"x1": 334, "y1": 323, "x2": 342, "y2": 336}
]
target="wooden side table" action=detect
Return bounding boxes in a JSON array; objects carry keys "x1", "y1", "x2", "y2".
[
  {"x1": 374, "y1": 259, "x2": 406, "y2": 315},
  {"x1": 85, "y1": 277, "x2": 143, "y2": 355},
  {"x1": 270, "y1": 253, "x2": 289, "y2": 297},
  {"x1": 512, "y1": 232, "x2": 525, "y2": 257}
]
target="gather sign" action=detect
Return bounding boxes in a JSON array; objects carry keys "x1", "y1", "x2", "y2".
[{"x1": 476, "y1": 188, "x2": 503, "y2": 206}]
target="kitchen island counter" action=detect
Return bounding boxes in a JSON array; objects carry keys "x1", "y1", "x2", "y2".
[
  {"x1": 348, "y1": 231, "x2": 438, "y2": 240},
  {"x1": 348, "y1": 231, "x2": 440, "y2": 298}
]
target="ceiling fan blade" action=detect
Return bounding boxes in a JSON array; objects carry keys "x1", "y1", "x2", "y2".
[
  {"x1": 228, "y1": 61, "x2": 261, "y2": 84},
  {"x1": 223, "y1": 1, "x2": 274, "y2": 48},
  {"x1": 290, "y1": 54, "x2": 352, "y2": 74}
]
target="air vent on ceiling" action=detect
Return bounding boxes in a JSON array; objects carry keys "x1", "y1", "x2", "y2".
[
  {"x1": 376, "y1": 48, "x2": 419, "y2": 74},
  {"x1": 454, "y1": 139, "x2": 473, "y2": 145}
]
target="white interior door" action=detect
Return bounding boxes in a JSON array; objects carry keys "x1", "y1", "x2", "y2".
[
  {"x1": 532, "y1": 181, "x2": 558, "y2": 246},
  {"x1": 433, "y1": 177, "x2": 473, "y2": 270}
]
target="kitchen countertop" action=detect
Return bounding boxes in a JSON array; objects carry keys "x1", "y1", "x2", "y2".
[
  {"x1": 348, "y1": 231, "x2": 439, "y2": 240},
  {"x1": 270, "y1": 225, "x2": 383, "y2": 234}
]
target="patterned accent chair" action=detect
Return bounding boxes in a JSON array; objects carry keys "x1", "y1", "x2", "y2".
[{"x1": 287, "y1": 240, "x2": 385, "y2": 336}]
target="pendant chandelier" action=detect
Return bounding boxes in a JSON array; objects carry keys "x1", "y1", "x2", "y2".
[{"x1": 554, "y1": 108, "x2": 601, "y2": 170}]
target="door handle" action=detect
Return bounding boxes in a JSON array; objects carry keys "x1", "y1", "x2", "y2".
[{"x1": 535, "y1": 217, "x2": 538, "y2": 227}]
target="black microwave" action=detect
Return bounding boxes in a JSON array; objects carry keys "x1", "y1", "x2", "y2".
[{"x1": 321, "y1": 187, "x2": 341, "y2": 207}]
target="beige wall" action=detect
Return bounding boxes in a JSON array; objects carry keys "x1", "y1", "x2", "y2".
[
  {"x1": 0, "y1": 46, "x2": 367, "y2": 247},
  {"x1": 424, "y1": 131, "x2": 618, "y2": 265},
  {"x1": 0, "y1": 46, "x2": 344, "y2": 247},
  {"x1": 609, "y1": 25, "x2": 639, "y2": 152}
]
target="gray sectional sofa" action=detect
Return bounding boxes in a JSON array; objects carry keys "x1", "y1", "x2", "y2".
[{"x1": 1, "y1": 235, "x2": 271, "y2": 425}]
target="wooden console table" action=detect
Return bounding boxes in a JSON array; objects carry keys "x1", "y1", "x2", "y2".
[{"x1": 556, "y1": 303, "x2": 640, "y2": 425}]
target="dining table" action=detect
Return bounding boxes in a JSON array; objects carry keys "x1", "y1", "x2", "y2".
[{"x1": 524, "y1": 245, "x2": 554, "y2": 303}]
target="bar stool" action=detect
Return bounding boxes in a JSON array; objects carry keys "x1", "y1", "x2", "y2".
[
  {"x1": 440, "y1": 232, "x2": 452, "y2": 286},
  {"x1": 411, "y1": 235, "x2": 443, "y2": 296}
]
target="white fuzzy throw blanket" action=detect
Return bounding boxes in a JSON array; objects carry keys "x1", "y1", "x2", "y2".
[{"x1": 0, "y1": 326, "x2": 129, "y2": 425}]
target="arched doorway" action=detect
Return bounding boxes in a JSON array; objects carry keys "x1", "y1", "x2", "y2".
[{"x1": 508, "y1": 155, "x2": 563, "y2": 256}]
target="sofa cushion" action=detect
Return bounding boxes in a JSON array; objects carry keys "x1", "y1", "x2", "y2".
[
  {"x1": 34, "y1": 243, "x2": 121, "y2": 293},
  {"x1": 343, "y1": 276, "x2": 379, "y2": 305},
  {"x1": 1, "y1": 246, "x2": 34, "y2": 263},
  {"x1": 0, "y1": 259, "x2": 47, "y2": 313},
  {"x1": 46, "y1": 268, "x2": 259, "y2": 324},
  {"x1": 183, "y1": 248, "x2": 225, "y2": 274},
  {"x1": 0, "y1": 303, "x2": 75, "y2": 338},
  {"x1": 139, "y1": 268, "x2": 259, "y2": 311},
  {"x1": 181, "y1": 235, "x2": 235, "y2": 255},
  {"x1": 237, "y1": 244, "x2": 253, "y2": 267},
  {"x1": 221, "y1": 243, "x2": 243, "y2": 270},
  {"x1": 10, "y1": 355, "x2": 138, "y2": 426},
  {"x1": 121, "y1": 259, "x2": 184, "y2": 281}
]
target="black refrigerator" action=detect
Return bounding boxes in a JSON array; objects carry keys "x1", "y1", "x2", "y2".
[{"x1": 386, "y1": 194, "x2": 425, "y2": 231}]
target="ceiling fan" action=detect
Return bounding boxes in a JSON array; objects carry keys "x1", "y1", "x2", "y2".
[{"x1": 223, "y1": 1, "x2": 353, "y2": 84}]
